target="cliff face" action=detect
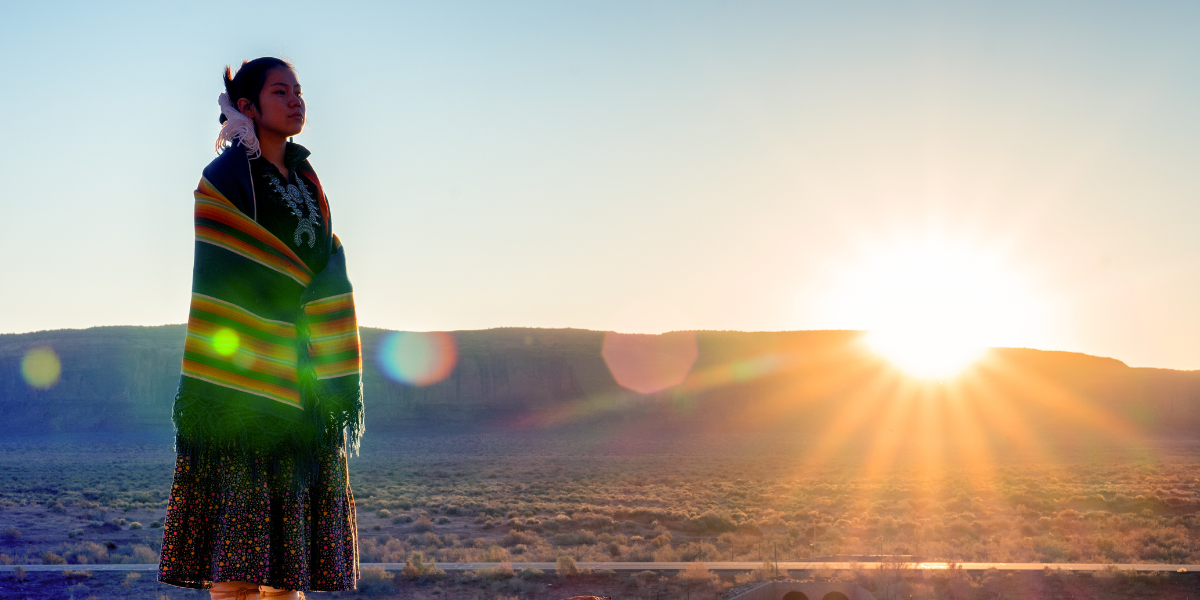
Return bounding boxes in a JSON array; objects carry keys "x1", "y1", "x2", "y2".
[
  {"x1": 2, "y1": 325, "x2": 1200, "y2": 440},
  {"x1": 0, "y1": 326, "x2": 186, "y2": 433},
  {"x1": 359, "y1": 328, "x2": 608, "y2": 425}
]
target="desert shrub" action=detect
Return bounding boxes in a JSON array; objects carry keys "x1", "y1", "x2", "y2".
[
  {"x1": 574, "y1": 512, "x2": 616, "y2": 530},
  {"x1": 1035, "y1": 538, "x2": 1069, "y2": 561},
  {"x1": 132, "y1": 545, "x2": 158, "y2": 563},
  {"x1": 41, "y1": 551, "x2": 67, "y2": 565},
  {"x1": 518, "y1": 567, "x2": 543, "y2": 579},
  {"x1": 678, "y1": 561, "x2": 719, "y2": 586},
  {"x1": 358, "y1": 566, "x2": 395, "y2": 595},
  {"x1": 437, "y1": 516, "x2": 451, "y2": 524},
  {"x1": 377, "y1": 509, "x2": 390, "y2": 518},
  {"x1": 540, "y1": 514, "x2": 566, "y2": 531},
  {"x1": 677, "y1": 541, "x2": 719, "y2": 562},
  {"x1": 478, "y1": 545, "x2": 509, "y2": 562},
  {"x1": 501, "y1": 530, "x2": 540, "y2": 547},
  {"x1": 411, "y1": 514, "x2": 435, "y2": 532},
  {"x1": 64, "y1": 542, "x2": 109, "y2": 564},
  {"x1": 622, "y1": 544, "x2": 655, "y2": 562},
  {"x1": 553, "y1": 531, "x2": 597, "y2": 546},
  {"x1": 393, "y1": 514, "x2": 414, "y2": 524},
  {"x1": 150, "y1": 521, "x2": 162, "y2": 528},
  {"x1": 400, "y1": 552, "x2": 444, "y2": 581},
  {"x1": 686, "y1": 511, "x2": 738, "y2": 534},
  {"x1": 129, "y1": 522, "x2": 143, "y2": 530},
  {"x1": 484, "y1": 561, "x2": 515, "y2": 580},
  {"x1": 1, "y1": 527, "x2": 21, "y2": 541},
  {"x1": 406, "y1": 532, "x2": 444, "y2": 548},
  {"x1": 556, "y1": 555, "x2": 579, "y2": 576}
]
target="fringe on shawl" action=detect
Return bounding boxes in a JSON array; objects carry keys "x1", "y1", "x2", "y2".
[
  {"x1": 171, "y1": 390, "x2": 318, "y2": 491},
  {"x1": 172, "y1": 307, "x2": 363, "y2": 490},
  {"x1": 172, "y1": 387, "x2": 362, "y2": 491},
  {"x1": 296, "y1": 307, "x2": 365, "y2": 457},
  {"x1": 171, "y1": 305, "x2": 365, "y2": 491}
]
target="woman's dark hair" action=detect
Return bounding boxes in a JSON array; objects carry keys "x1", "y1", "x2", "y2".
[{"x1": 220, "y1": 57, "x2": 293, "y2": 124}]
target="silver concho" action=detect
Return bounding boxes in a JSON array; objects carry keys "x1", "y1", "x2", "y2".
[
  {"x1": 269, "y1": 173, "x2": 321, "y2": 248},
  {"x1": 294, "y1": 219, "x2": 317, "y2": 247}
]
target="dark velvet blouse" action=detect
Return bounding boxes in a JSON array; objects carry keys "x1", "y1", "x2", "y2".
[{"x1": 247, "y1": 142, "x2": 332, "y2": 274}]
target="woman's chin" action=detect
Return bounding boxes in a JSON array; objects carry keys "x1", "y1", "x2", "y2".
[{"x1": 263, "y1": 125, "x2": 304, "y2": 140}]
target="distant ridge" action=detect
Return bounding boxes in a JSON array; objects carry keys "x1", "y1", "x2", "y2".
[{"x1": 2, "y1": 325, "x2": 1199, "y2": 442}]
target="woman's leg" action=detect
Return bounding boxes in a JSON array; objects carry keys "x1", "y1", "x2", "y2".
[
  {"x1": 209, "y1": 581, "x2": 260, "y2": 600},
  {"x1": 259, "y1": 584, "x2": 304, "y2": 600}
]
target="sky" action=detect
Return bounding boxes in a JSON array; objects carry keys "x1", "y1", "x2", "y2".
[{"x1": 3, "y1": 1, "x2": 1200, "y2": 369}]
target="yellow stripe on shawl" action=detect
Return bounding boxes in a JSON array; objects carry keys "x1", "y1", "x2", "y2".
[
  {"x1": 190, "y1": 294, "x2": 297, "y2": 341},
  {"x1": 183, "y1": 333, "x2": 300, "y2": 383},
  {"x1": 308, "y1": 332, "x2": 360, "y2": 357},
  {"x1": 304, "y1": 292, "x2": 355, "y2": 316},
  {"x1": 315, "y1": 357, "x2": 363, "y2": 380},
  {"x1": 182, "y1": 359, "x2": 301, "y2": 407},
  {"x1": 194, "y1": 178, "x2": 314, "y2": 287},
  {"x1": 197, "y1": 178, "x2": 312, "y2": 270},
  {"x1": 308, "y1": 315, "x2": 357, "y2": 340}
]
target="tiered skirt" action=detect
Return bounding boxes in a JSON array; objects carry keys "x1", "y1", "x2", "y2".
[{"x1": 157, "y1": 442, "x2": 358, "y2": 592}]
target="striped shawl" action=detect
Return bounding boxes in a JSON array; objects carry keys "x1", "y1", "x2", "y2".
[{"x1": 172, "y1": 148, "x2": 363, "y2": 485}]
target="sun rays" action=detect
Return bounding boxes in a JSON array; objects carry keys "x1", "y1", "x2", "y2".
[{"x1": 811, "y1": 232, "x2": 1055, "y2": 380}]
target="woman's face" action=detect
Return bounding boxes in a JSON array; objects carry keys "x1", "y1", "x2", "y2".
[{"x1": 241, "y1": 66, "x2": 305, "y2": 139}]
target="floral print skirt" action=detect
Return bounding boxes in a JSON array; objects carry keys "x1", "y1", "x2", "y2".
[{"x1": 157, "y1": 442, "x2": 358, "y2": 592}]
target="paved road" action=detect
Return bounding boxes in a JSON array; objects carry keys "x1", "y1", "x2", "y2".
[{"x1": 1, "y1": 561, "x2": 1194, "y2": 573}]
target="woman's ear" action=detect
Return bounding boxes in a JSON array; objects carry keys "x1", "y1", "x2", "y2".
[{"x1": 236, "y1": 97, "x2": 258, "y2": 120}]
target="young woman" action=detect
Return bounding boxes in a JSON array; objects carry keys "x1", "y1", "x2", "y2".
[{"x1": 157, "y1": 58, "x2": 364, "y2": 600}]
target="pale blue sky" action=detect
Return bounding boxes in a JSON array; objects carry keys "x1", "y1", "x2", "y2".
[{"x1": 3, "y1": 1, "x2": 1200, "y2": 369}]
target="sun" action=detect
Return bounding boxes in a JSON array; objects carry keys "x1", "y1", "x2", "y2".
[
  {"x1": 865, "y1": 328, "x2": 985, "y2": 379},
  {"x1": 817, "y1": 234, "x2": 1047, "y2": 380}
]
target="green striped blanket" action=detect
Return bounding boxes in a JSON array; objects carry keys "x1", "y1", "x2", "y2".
[{"x1": 172, "y1": 175, "x2": 363, "y2": 483}]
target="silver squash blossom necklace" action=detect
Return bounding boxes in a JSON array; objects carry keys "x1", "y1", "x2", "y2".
[{"x1": 268, "y1": 173, "x2": 321, "y2": 248}]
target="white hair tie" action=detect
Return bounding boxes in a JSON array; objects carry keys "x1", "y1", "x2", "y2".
[{"x1": 215, "y1": 92, "x2": 261, "y2": 158}]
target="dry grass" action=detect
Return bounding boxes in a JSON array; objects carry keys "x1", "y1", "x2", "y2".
[{"x1": 3, "y1": 431, "x2": 1200, "y2": 599}]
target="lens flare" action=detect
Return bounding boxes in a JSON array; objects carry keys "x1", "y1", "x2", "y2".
[
  {"x1": 21, "y1": 347, "x2": 61, "y2": 390},
  {"x1": 377, "y1": 331, "x2": 458, "y2": 386},
  {"x1": 602, "y1": 331, "x2": 699, "y2": 394},
  {"x1": 212, "y1": 329, "x2": 239, "y2": 356}
]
